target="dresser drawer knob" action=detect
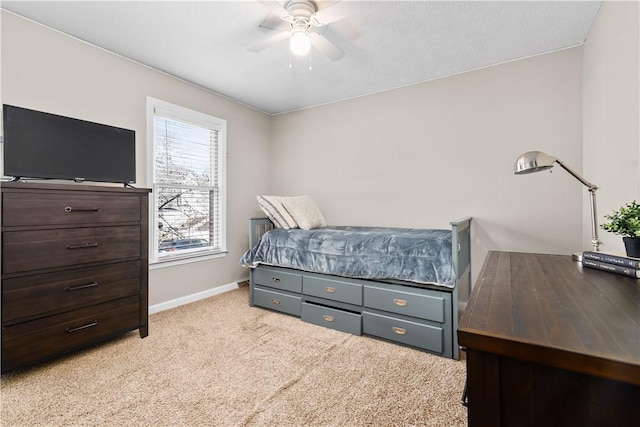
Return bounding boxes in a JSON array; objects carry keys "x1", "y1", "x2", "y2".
[
  {"x1": 393, "y1": 298, "x2": 408, "y2": 307},
  {"x1": 323, "y1": 315, "x2": 335, "y2": 322},
  {"x1": 66, "y1": 320, "x2": 98, "y2": 333},
  {"x1": 392, "y1": 327, "x2": 407, "y2": 335},
  {"x1": 271, "y1": 298, "x2": 281, "y2": 305},
  {"x1": 66, "y1": 242, "x2": 99, "y2": 250},
  {"x1": 65, "y1": 206, "x2": 99, "y2": 213},
  {"x1": 324, "y1": 286, "x2": 336, "y2": 293},
  {"x1": 65, "y1": 282, "x2": 99, "y2": 291},
  {"x1": 272, "y1": 277, "x2": 281, "y2": 283}
]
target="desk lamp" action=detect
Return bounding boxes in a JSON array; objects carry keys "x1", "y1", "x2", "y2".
[{"x1": 514, "y1": 151, "x2": 601, "y2": 261}]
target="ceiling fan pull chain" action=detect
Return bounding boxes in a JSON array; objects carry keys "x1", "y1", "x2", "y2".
[{"x1": 309, "y1": 49, "x2": 312, "y2": 71}]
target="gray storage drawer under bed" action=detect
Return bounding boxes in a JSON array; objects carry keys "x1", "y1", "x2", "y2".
[
  {"x1": 253, "y1": 267, "x2": 302, "y2": 293},
  {"x1": 253, "y1": 286, "x2": 301, "y2": 316},
  {"x1": 363, "y1": 284, "x2": 446, "y2": 323},
  {"x1": 301, "y1": 302, "x2": 362, "y2": 336},
  {"x1": 362, "y1": 311, "x2": 444, "y2": 354},
  {"x1": 303, "y1": 274, "x2": 363, "y2": 305}
]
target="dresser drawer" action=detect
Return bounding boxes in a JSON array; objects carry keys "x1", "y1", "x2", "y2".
[
  {"x1": 253, "y1": 267, "x2": 302, "y2": 293},
  {"x1": 2, "y1": 225, "x2": 140, "y2": 274},
  {"x1": 301, "y1": 302, "x2": 362, "y2": 335},
  {"x1": 363, "y1": 311, "x2": 443, "y2": 354},
  {"x1": 363, "y1": 284, "x2": 446, "y2": 323},
  {"x1": 253, "y1": 286, "x2": 301, "y2": 316},
  {"x1": 2, "y1": 191, "x2": 140, "y2": 227},
  {"x1": 2, "y1": 261, "x2": 140, "y2": 324},
  {"x1": 303, "y1": 275, "x2": 363, "y2": 305},
  {"x1": 1, "y1": 296, "x2": 140, "y2": 373}
]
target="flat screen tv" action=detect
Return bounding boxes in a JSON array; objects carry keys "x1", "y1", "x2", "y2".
[{"x1": 2, "y1": 104, "x2": 136, "y2": 184}]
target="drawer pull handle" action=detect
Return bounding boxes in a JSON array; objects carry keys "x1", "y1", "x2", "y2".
[
  {"x1": 392, "y1": 327, "x2": 407, "y2": 335},
  {"x1": 324, "y1": 286, "x2": 336, "y2": 293},
  {"x1": 65, "y1": 282, "x2": 99, "y2": 291},
  {"x1": 66, "y1": 242, "x2": 99, "y2": 250},
  {"x1": 66, "y1": 320, "x2": 98, "y2": 333},
  {"x1": 271, "y1": 298, "x2": 281, "y2": 305},
  {"x1": 272, "y1": 277, "x2": 281, "y2": 283},
  {"x1": 393, "y1": 298, "x2": 408, "y2": 307},
  {"x1": 323, "y1": 315, "x2": 335, "y2": 322},
  {"x1": 65, "y1": 206, "x2": 99, "y2": 213}
]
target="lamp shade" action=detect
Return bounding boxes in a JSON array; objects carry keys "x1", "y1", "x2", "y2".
[{"x1": 514, "y1": 151, "x2": 557, "y2": 175}]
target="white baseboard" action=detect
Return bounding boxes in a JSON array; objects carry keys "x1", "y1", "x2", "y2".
[{"x1": 149, "y1": 281, "x2": 239, "y2": 315}]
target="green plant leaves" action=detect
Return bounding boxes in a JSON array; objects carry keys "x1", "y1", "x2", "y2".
[{"x1": 601, "y1": 200, "x2": 640, "y2": 237}]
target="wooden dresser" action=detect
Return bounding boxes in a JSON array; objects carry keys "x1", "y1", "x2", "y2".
[
  {"x1": 1, "y1": 182, "x2": 150, "y2": 374},
  {"x1": 458, "y1": 251, "x2": 639, "y2": 426}
]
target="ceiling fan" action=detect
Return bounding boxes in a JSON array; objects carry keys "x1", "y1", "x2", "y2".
[{"x1": 248, "y1": 0, "x2": 355, "y2": 61}]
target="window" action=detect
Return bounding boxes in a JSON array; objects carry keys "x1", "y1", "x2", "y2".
[{"x1": 147, "y1": 98, "x2": 226, "y2": 264}]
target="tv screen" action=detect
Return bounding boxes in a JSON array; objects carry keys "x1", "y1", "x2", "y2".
[{"x1": 2, "y1": 105, "x2": 136, "y2": 184}]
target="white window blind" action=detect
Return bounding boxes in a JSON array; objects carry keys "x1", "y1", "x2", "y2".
[{"x1": 148, "y1": 100, "x2": 226, "y2": 263}]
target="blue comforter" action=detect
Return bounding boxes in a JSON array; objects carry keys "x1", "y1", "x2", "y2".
[{"x1": 240, "y1": 226, "x2": 455, "y2": 288}]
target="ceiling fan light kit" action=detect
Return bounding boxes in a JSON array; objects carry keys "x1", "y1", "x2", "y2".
[{"x1": 290, "y1": 30, "x2": 311, "y2": 56}]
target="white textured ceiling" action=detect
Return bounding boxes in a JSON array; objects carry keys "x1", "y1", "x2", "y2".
[{"x1": 2, "y1": 1, "x2": 602, "y2": 115}]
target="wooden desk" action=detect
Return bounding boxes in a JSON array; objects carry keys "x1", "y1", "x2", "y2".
[{"x1": 458, "y1": 251, "x2": 640, "y2": 427}]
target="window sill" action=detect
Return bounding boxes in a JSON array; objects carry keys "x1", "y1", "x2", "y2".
[{"x1": 150, "y1": 250, "x2": 228, "y2": 270}]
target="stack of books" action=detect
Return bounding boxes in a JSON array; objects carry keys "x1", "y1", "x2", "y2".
[{"x1": 581, "y1": 251, "x2": 640, "y2": 278}]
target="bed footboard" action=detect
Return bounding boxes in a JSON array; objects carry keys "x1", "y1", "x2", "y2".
[{"x1": 450, "y1": 217, "x2": 472, "y2": 360}]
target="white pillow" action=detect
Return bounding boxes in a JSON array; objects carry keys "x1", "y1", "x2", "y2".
[
  {"x1": 280, "y1": 195, "x2": 327, "y2": 230},
  {"x1": 256, "y1": 195, "x2": 298, "y2": 229}
]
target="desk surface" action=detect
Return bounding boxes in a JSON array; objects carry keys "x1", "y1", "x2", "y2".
[{"x1": 458, "y1": 251, "x2": 640, "y2": 386}]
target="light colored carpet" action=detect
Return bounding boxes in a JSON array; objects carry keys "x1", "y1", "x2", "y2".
[{"x1": 1, "y1": 287, "x2": 467, "y2": 426}]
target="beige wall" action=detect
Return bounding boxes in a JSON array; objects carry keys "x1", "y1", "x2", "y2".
[
  {"x1": 0, "y1": 11, "x2": 271, "y2": 305},
  {"x1": 583, "y1": 0, "x2": 640, "y2": 252},
  {"x1": 271, "y1": 48, "x2": 585, "y2": 282}
]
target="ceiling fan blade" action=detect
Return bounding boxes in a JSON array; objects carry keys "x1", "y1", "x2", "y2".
[
  {"x1": 310, "y1": 33, "x2": 344, "y2": 61},
  {"x1": 247, "y1": 31, "x2": 291, "y2": 52},
  {"x1": 259, "y1": 12, "x2": 291, "y2": 32},
  {"x1": 313, "y1": 1, "x2": 360, "y2": 25},
  {"x1": 258, "y1": 0, "x2": 289, "y2": 18}
]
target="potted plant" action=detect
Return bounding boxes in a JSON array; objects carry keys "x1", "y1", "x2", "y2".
[{"x1": 601, "y1": 200, "x2": 640, "y2": 258}]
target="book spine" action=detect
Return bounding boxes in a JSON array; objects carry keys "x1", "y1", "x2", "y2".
[
  {"x1": 582, "y1": 259, "x2": 640, "y2": 278},
  {"x1": 582, "y1": 251, "x2": 640, "y2": 268}
]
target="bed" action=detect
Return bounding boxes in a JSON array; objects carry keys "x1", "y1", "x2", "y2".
[{"x1": 241, "y1": 217, "x2": 472, "y2": 360}]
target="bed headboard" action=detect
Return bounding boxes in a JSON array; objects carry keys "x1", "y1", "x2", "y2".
[{"x1": 249, "y1": 217, "x2": 274, "y2": 247}]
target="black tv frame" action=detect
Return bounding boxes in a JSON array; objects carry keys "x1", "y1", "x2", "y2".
[{"x1": 2, "y1": 104, "x2": 136, "y2": 185}]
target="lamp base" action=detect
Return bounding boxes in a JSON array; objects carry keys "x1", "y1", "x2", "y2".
[{"x1": 572, "y1": 252, "x2": 583, "y2": 262}]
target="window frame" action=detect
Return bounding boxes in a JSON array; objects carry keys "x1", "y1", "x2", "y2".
[{"x1": 146, "y1": 97, "x2": 227, "y2": 267}]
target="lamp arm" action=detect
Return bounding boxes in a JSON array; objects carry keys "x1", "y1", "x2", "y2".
[
  {"x1": 555, "y1": 159, "x2": 601, "y2": 251},
  {"x1": 554, "y1": 159, "x2": 598, "y2": 190}
]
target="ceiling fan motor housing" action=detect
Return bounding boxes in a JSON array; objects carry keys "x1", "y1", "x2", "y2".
[
  {"x1": 285, "y1": 0, "x2": 319, "y2": 30},
  {"x1": 285, "y1": 0, "x2": 316, "y2": 19}
]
